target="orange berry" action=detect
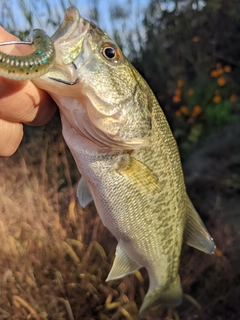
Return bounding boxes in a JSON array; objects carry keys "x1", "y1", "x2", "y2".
[
  {"x1": 180, "y1": 106, "x2": 189, "y2": 115},
  {"x1": 224, "y1": 65, "x2": 231, "y2": 73},
  {"x1": 188, "y1": 117, "x2": 195, "y2": 124},
  {"x1": 175, "y1": 110, "x2": 182, "y2": 117},
  {"x1": 173, "y1": 95, "x2": 181, "y2": 103},
  {"x1": 192, "y1": 105, "x2": 202, "y2": 117},
  {"x1": 210, "y1": 70, "x2": 218, "y2": 78},
  {"x1": 187, "y1": 88, "x2": 194, "y2": 96},
  {"x1": 174, "y1": 88, "x2": 182, "y2": 96},
  {"x1": 214, "y1": 248, "x2": 223, "y2": 257},
  {"x1": 229, "y1": 94, "x2": 237, "y2": 103},
  {"x1": 192, "y1": 36, "x2": 200, "y2": 42},
  {"x1": 217, "y1": 77, "x2": 226, "y2": 86},
  {"x1": 213, "y1": 95, "x2": 222, "y2": 103},
  {"x1": 177, "y1": 79, "x2": 184, "y2": 87}
]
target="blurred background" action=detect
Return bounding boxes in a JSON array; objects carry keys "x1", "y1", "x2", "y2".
[{"x1": 0, "y1": 0, "x2": 239, "y2": 319}]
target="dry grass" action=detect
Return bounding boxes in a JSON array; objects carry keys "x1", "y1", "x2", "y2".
[
  {"x1": 0, "y1": 122, "x2": 143, "y2": 320},
  {"x1": 0, "y1": 119, "x2": 239, "y2": 319}
]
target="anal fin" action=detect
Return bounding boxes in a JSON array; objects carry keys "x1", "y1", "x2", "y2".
[
  {"x1": 184, "y1": 197, "x2": 216, "y2": 254},
  {"x1": 106, "y1": 242, "x2": 141, "y2": 282}
]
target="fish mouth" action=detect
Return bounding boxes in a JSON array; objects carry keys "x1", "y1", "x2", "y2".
[
  {"x1": 51, "y1": 7, "x2": 89, "y2": 43},
  {"x1": 41, "y1": 6, "x2": 91, "y2": 86},
  {"x1": 51, "y1": 6, "x2": 90, "y2": 43},
  {"x1": 51, "y1": 6, "x2": 91, "y2": 66}
]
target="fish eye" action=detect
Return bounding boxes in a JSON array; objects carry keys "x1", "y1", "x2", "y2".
[
  {"x1": 101, "y1": 43, "x2": 121, "y2": 62},
  {"x1": 104, "y1": 47, "x2": 116, "y2": 59}
]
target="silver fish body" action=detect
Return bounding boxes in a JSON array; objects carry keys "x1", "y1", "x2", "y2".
[{"x1": 0, "y1": 7, "x2": 215, "y2": 316}]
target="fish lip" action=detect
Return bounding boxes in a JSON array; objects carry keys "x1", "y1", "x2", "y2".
[
  {"x1": 51, "y1": 6, "x2": 107, "y2": 71},
  {"x1": 50, "y1": 6, "x2": 91, "y2": 66},
  {"x1": 51, "y1": 6, "x2": 90, "y2": 42}
]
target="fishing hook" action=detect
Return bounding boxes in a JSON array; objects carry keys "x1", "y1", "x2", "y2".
[
  {"x1": 48, "y1": 62, "x2": 79, "y2": 85},
  {"x1": 0, "y1": 40, "x2": 33, "y2": 47}
]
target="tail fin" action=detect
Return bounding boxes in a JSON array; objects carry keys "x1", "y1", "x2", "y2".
[{"x1": 139, "y1": 276, "x2": 182, "y2": 318}]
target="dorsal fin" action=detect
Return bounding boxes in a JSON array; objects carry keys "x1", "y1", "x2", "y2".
[{"x1": 184, "y1": 197, "x2": 216, "y2": 254}]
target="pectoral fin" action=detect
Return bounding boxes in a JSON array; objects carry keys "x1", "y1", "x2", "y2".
[
  {"x1": 117, "y1": 156, "x2": 160, "y2": 194},
  {"x1": 184, "y1": 197, "x2": 215, "y2": 254},
  {"x1": 106, "y1": 242, "x2": 141, "y2": 282},
  {"x1": 76, "y1": 177, "x2": 93, "y2": 208}
]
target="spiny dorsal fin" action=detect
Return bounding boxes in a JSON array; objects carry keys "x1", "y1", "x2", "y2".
[
  {"x1": 139, "y1": 275, "x2": 182, "y2": 318},
  {"x1": 76, "y1": 177, "x2": 93, "y2": 208},
  {"x1": 106, "y1": 242, "x2": 141, "y2": 282},
  {"x1": 184, "y1": 197, "x2": 215, "y2": 254}
]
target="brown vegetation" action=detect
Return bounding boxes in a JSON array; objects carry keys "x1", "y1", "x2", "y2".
[{"x1": 0, "y1": 121, "x2": 143, "y2": 319}]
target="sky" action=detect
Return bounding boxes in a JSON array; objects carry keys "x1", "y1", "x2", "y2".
[
  {"x1": 0, "y1": 0, "x2": 151, "y2": 58},
  {"x1": 1, "y1": 0, "x2": 206, "y2": 37},
  {"x1": 0, "y1": 0, "x2": 150, "y2": 37},
  {"x1": 1, "y1": 0, "x2": 206, "y2": 56}
]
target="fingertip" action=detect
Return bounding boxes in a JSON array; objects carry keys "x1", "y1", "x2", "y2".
[
  {"x1": 0, "y1": 119, "x2": 23, "y2": 157},
  {"x1": 0, "y1": 26, "x2": 18, "y2": 42}
]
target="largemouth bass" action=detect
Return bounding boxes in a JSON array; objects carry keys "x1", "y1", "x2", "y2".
[{"x1": 0, "y1": 7, "x2": 215, "y2": 316}]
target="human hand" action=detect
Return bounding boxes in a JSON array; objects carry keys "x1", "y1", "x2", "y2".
[{"x1": 0, "y1": 27, "x2": 57, "y2": 156}]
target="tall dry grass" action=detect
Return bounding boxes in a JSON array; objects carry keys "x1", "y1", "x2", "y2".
[{"x1": 0, "y1": 120, "x2": 145, "y2": 320}]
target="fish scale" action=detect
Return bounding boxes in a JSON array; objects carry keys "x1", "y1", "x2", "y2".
[
  {"x1": 0, "y1": 6, "x2": 215, "y2": 317},
  {"x1": 60, "y1": 106, "x2": 186, "y2": 312}
]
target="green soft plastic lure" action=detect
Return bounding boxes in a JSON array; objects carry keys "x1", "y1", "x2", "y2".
[{"x1": 0, "y1": 29, "x2": 55, "y2": 80}]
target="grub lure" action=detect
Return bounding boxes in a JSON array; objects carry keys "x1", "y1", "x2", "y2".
[{"x1": 0, "y1": 29, "x2": 55, "y2": 80}]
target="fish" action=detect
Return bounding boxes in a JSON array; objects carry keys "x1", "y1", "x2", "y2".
[
  {"x1": 0, "y1": 29, "x2": 55, "y2": 80},
  {"x1": 0, "y1": 7, "x2": 215, "y2": 317}
]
